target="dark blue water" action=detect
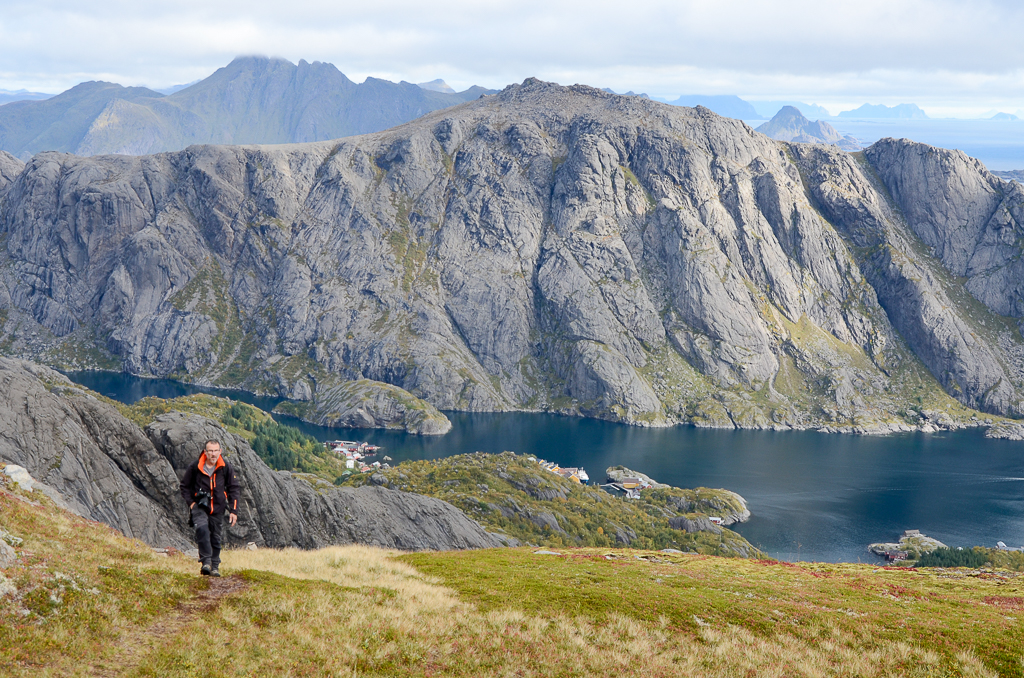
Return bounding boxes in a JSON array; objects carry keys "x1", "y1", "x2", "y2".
[{"x1": 65, "y1": 370, "x2": 1024, "y2": 563}]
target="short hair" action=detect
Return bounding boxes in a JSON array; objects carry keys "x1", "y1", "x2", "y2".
[{"x1": 204, "y1": 439, "x2": 221, "y2": 450}]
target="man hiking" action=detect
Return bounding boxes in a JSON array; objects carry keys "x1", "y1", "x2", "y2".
[{"x1": 179, "y1": 439, "x2": 240, "y2": 576}]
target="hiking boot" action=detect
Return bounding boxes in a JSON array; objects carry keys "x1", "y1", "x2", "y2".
[
  {"x1": 210, "y1": 567, "x2": 221, "y2": 577},
  {"x1": 200, "y1": 563, "x2": 212, "y2": 576}
]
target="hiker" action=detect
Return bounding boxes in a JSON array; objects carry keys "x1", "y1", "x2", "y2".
[{"x1": 179, "y1": 439, "x2": 240, "y2": 577}]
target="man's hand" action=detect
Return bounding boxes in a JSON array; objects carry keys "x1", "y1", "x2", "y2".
[
  {"x1": 229, "y1": 512, "x2": 238, "y2": 526},
  {"x1": 190, "y1": 502, "x2": 195, "y2": 509}
]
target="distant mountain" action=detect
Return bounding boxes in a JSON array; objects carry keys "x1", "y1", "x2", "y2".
[
  {"x1": 838, "y1": 103, "x2": 928, "y2": 119},
  {"x1": 418, "y1": 79, "x2": 456, "y2": 94},
  {"x1": 992, "y1": 170, "x2": 1024, "y2": 182},
  {"x1": 749, "y1": 100, "x2": 831, "y2": 119},
  {"x1": 756, "y1": 106, "x2": 860, "y2": 150},
  {"x1": 665, "y1": 95, "x2": 759, "y2": 119},
  {"x1": 990, "y1": 112, "x2": 1020, "y2": 121},
  {"x1": 4, "y1": 79, "x2": 1024, "y2": 432},
  {"x1": 602, "y1": 88, "x2": 649, "y2": 99},
  {"x1": 0, "y1": 56, "x2": 497, "y2": 158},
  {"x1": 0, "y1": 81, "x2": 166, "y2": 159},
  {"x1": 154, "y1": 81, "x2": 201, "y2": 96},
  {"x1": 0, "y1": 89, "x2": 52, "y2": 105}
]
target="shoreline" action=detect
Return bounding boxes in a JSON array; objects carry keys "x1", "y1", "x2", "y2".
[{"x1": 56, "y1": 366, "x2": 1019, "y2": 439}]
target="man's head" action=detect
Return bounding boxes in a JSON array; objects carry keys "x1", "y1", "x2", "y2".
[{"x1": 204, "y1": 440, "x2": 222, "y2": 464}]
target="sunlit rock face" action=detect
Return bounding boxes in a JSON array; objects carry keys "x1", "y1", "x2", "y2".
[{"x1": 2, "y1": 78, "x2": 1023, "y2": 431}]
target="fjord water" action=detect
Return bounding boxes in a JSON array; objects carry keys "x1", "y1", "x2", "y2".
[{"x1": 67, "y1": 371, "x2": 1024, "y2": 563}]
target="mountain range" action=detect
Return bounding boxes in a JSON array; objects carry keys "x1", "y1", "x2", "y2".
[
  {"x1": 837, "y1": 103, "x2": 929, "y2": 119},
  {"x1": 1, "y1": 78, "x2": 1023, "y2": 434},
  {"x1": 0, "y1": 56, "x2": 494, "y2": 159},
  {"x1": 662, "y1": 95, "x2": 759, "y2": 119}
]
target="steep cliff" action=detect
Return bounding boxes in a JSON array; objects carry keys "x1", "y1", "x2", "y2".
[
  {"x1": 1, "y1": 79, "x2": 1022, "y2": 429},
  {"x1": 0, "y1": 358, "x2": 504, "y2": 550}
]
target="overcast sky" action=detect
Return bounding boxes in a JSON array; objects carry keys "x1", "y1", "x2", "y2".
[{"x1": 2, "y1": 0, "x2": 1023, "y2": 116}]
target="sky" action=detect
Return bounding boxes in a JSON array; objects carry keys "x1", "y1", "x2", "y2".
[{"x1": 2, "y1": 0, "x2": 1024, "y2": 117}]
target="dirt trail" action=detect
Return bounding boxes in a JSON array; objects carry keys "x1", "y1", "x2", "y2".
[{"x1": 91, "y1": 574, "x2": 248, "y2": 677}]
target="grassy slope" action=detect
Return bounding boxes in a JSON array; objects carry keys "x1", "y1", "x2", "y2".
[
  {"x1": 2, "y1": 486, "x2": 1023, "y2": 677},
  {"x1": 337, "y1": 451, "x2": 759, "y2": 556}
]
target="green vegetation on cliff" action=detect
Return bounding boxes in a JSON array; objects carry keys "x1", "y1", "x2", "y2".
[
  {"x1": 338, "y1": 451, "x2": 760, "y2": 556},
  {"x1": 916, "y1": 546, "x2": 1024, "y2": 571},
  {"x1": 121, "y1": 395, "x2": 348, "y2": 481}
]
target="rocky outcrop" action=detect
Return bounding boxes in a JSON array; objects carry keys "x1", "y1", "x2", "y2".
[
  {"x1": 0, "y1": 358, "x2": 505, "y2": 551},
  {"x1": 986, "y1": 420, "x2": 1024, "y2": 440},
  {"x1": 668, "y1": 515, "x2": 722, "y2": 535},
  {"x1": 0, "y1": 358, "x2": 192, "y2": 548},
  {"x1": 605, "y1": 466, "x2": 670, "y2": 489},
  {"x1": 869, "y1": 531, "x2": 946, "y2": 559},
  {"x1": 756, "y1": 106, "x2": 860, "y2": 150},
  {"x1": 274, "y1": 379, "x2": 452, "y2": 435},
  {"x1": 2, "y1": 78, "x2": 1023, "y2": 430},
  {"x1": 0, "y1": 151, "x2": 24, "y2": 190},
  {"x1": 145, "y1": 411, "x2": 502, "y2": 549}
]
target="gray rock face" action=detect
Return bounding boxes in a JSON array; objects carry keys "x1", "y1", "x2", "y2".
[
  {"x1": 0, "y1": 151, "x2": 24, "y2": 190},
  {"x1": 0, "y1": 357, "x2": 192, "y2": 548},
  {"x1": 0, "y1": 537, "x2": 18, "y2": 569},
  {"x1": 865, "y1": 140, "x2": 1024, "y2": 324},
  {"x1": 794, "y1": 142, "x2": 1024, "y2": 416},
  {"x1": 146, "y1": 411, "x2": 503, "y2": 550},
  {"x1": 0, "y1": 358, "x2": 505, "y2": 551},
  {"x1": 1, "y1": 79, "x2": 1023, "y2": 428},
  {"x1": 668, "y1": 515, "x2": 722, "y2": 535}
]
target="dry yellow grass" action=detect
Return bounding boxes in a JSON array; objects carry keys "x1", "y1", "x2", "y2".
[
  {"x1": 222, "y1": 545, "x2": 461, "y2": 616},
  {"x1": 2, "y1": 488, "x2": 1017, "y2": 677},
  {"x1": 184, "y1": 546, "x2": 1005, "y2": 678}
]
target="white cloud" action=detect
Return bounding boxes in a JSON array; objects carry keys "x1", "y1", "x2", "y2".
[{"x1": 1, "y1": 0, "x2": 1023, "y2": 112}]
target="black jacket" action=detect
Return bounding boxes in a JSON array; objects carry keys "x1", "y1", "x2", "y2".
[{"x1": 179, "y1": 452, "x2": 241, "y2": 516}]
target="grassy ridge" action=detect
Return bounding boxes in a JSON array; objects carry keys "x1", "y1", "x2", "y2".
[
  {"x1": 2, "y1": 485, "x2": 1022, "y2": 677},
  {"x1": 337, "y1": 450, "x2": 761, "y2": 556}
]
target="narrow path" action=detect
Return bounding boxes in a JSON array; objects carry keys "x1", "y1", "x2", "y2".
[{"x1": 91, "y1": 574, "x2": 248, "y2": 677}]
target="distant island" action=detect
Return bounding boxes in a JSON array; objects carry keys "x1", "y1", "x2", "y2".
[{"x1": 756, "y1": 106, "x2": 860, "y2": 150}]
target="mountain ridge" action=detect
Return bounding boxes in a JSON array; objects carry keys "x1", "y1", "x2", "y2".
[
  {"x1": 0, "y1": 56, "x2": 496, "y2": 159},
  {"x1": 0, "y1": 78, "x2": 1022, "y2": 432}
]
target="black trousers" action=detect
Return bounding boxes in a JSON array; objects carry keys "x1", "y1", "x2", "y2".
[{"x1": 191, "y1": 506, "x2": 224, "y2": 567}]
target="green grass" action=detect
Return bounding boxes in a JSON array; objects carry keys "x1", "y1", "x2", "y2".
[
  {"x1": 337, "y1": 451, "x2": 760, "y2": 556},
  {"x1": 4, "y1": 476, "x2": 1024, "y2": 677},
  {"x1": 403, "y1": 547, "x2": 1024, "y2": 677},
  {"x1": 0, "y1": 487, "x2": 200, "y2": 676}
]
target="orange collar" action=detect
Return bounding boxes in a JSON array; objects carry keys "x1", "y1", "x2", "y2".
[{"x1": 197, "y1": 452, "x2": 226, "y2": 475}]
